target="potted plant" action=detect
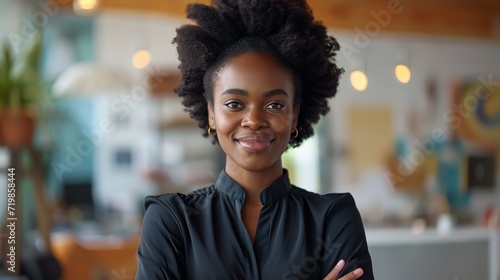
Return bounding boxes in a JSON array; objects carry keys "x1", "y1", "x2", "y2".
[{"x1": 0, "y1": 32, "x2": 45, "y2": 147}]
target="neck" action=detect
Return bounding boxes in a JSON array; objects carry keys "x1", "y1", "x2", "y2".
[{"x1": 225, "y1": 162, "x2": 283, "y2": 205}]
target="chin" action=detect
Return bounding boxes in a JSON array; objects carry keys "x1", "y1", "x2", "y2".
[{"x1": 231, "y1": 155, "x2": 282, "y2": 173}]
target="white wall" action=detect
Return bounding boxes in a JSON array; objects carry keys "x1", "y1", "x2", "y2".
[
  {"x1": 96, "y1": 10, "x2": 185, "y2": 82},
  {"x1": 332, "y1": 32, "x2": 500, "y2": 143}
]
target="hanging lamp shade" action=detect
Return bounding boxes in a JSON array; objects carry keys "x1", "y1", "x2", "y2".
[{"x1": 53, "y1": 63, "x2": 131, "y2": 97}]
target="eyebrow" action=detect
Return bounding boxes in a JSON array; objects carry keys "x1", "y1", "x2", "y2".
[{"x1": 221, "y1": 88, "x2": 289, "y2": 97}]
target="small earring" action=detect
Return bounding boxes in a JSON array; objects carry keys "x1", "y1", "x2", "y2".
[
  {"x1": 292, "y1": 128, "x2": 299, "y2": 139},
  {"x1": 208, "y1": 126, "x2": 217, "y2": 136}
]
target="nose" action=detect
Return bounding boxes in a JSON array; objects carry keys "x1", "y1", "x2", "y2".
[{"x1": 241, "y1": 107, "x2": 268, "y2": 129}]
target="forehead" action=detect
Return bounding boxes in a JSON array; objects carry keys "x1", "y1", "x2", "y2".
[{"x1": 214, "y1": 52, "x2": 294, "y2": 93}]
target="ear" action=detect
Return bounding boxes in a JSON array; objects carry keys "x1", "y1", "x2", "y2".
[
  {"x1": 292, "y1": 103, "x2": 300, "y2": 129},
  {"x1": 207, "y1": 103, "x2": 215, "y2": 128}
]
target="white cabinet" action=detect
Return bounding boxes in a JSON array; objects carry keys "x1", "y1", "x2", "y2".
[{"x1": 366, "y1": 228, "x2": 498, "y2": 280}]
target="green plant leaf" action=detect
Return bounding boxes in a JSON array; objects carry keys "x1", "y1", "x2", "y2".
[{"x1": 0, "y1": 30, "x2": 45, "y2": 111}]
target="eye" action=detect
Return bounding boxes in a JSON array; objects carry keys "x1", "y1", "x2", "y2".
[
  {"x1": 266, "y1": 102, "x2": 285, "y2": 110},
  {"x1": 224, "y1": 101, "x2": 243, "y2": 109}
]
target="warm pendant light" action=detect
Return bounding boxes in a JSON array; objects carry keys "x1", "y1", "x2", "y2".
[
  {"x1": 349, "y1": 55, "x2": 368, "y2": 92},
  {"x1": 132, "y1": 49, "x2": 151, "y2": 69},
  {"x1": 395, "y1": 49, "x2": 411, "y2": 84},
  {"x1": 73, "y1": 0, "x2": 99, "y2": 13},
  {"x1": 395, "y1": 64, "x2": 411, "y2": 84},
  {"x1": 350, "y1": 70, "x2": 368, "y2": 91}
]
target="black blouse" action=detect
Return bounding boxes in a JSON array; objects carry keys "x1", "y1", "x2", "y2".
[{"x1": 136, "y1": 170, "x2": 374, "y2": 279}]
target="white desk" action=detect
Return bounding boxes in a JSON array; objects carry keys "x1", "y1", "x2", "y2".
[{"x1": 366, "y1": 228, "x2": 499, "y2": 280}]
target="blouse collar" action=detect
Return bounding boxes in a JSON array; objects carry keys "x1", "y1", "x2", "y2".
[{"x1": 215, "y1": 169, "x2": 292, "y2": 205}]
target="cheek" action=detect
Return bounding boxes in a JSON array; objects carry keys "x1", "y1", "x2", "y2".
[
  {"x1": 214, "y1": 110, "x2": 237, "y2": 132},
  {"x1": 272, "y1": 113, "x2": 295, "y2": 133}
]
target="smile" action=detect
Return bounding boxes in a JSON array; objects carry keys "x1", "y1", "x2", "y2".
[{"x1": 235, "y1": 135, "x2": 274, "y2": 153}]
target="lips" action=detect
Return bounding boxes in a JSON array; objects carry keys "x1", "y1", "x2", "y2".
[{"x1": 235, "y1": 135, "x2": 274, "y2": 153}]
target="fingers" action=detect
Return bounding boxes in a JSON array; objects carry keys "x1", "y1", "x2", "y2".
[
  {"x1": 339, "y1": 268, "x2": 364, "y2": 280},
  {"x1": 322, "y1": 259, "x2": 364, "y2": 280},
  {"x1": 323, "y1": 259, "x2": 344, "y2": 280}
]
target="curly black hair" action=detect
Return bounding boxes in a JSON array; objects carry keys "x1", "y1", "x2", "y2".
[{"x1": 173, "y1": 0, "x2": 343, "y2": 147}]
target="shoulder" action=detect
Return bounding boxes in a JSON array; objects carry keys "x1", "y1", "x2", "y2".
[
  {"x1": 147, "y1": 185, "x2": 216, "y2": 202},
  {"x1": 289, "y1": 187, "x2": 357, "y2": 209},
  {"x1": 319, "y1": 192, "x2": 365, "y2": 232},
  {"x1": 144, "y1": 185, "x2": 217, "y2": 218},
  {"x1": 322, "y1": 192, "x2": 358, "y2": 212},
  {"x1": 286, "y1": 188, "x2": 361, "y2": 222}
]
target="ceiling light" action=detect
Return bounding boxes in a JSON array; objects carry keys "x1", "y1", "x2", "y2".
[{"x1": 53, "y1": 63, "x2": 131, "y2": 97}]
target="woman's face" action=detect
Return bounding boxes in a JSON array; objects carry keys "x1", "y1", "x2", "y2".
[{"x1": 208, "y1": 52, "x2": 300, "y2": 174}]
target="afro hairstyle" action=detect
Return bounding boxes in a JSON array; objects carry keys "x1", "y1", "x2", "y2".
[{"x1": 173, "y1": 0, "x2": 343, "y2": 147}]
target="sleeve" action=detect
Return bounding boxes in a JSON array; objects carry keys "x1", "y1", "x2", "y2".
[
  {"x1": 321, "y1": 193, "x2": 374, "y2": 279},
  {"x1": 135, "y1": 197, "x2": 187, "y2": 279}
]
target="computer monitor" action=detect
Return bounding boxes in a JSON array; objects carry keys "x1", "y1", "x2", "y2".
[{"x1": 62, "y1": 181, "x2": 95, "y2": 220}]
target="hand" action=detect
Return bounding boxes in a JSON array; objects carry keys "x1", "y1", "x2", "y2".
[{"x1": 322, "y1": 259, "x2": 364, "y2": 280}]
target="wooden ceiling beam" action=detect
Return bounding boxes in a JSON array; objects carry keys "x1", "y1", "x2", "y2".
[
  {"x1": 310, "y1": 1, "x2": 499, "y2": 39},
  {"x1": 51, "y1": 0, "x2": 500, "y2": 39}
]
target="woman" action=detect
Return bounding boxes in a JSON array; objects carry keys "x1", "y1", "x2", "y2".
[{"x1": 136, "y1": 0, "x2": 374, "y2": 279}]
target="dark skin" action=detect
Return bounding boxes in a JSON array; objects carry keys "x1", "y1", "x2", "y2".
[
  {"x1": 208, "y1": 51, "x2": 363, "y2": 280},
  {"x1": 241, "y1": 200, "x2": 262, "y2": 242}
]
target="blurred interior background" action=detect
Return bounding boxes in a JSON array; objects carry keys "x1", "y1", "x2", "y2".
[{"x1": 0, "y1": 0, "x2": 499, "y2": 279}]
